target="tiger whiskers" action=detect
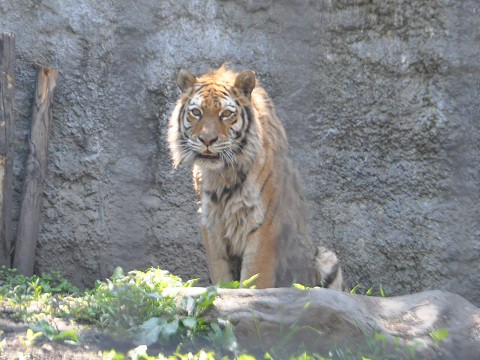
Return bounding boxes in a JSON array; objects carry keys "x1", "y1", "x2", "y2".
[
  {"x1": 231, "y1": 139, "x2": 250, "y2": 160},
  {"x1": 177, "y1": 141, "x2": 195, "y2": 165},
  {"x1": 231, "y1": 138, "x2": 256, "y2": 168},
  {"x1": 220, "y1": 151, "x2": 234, "y2": 169}
]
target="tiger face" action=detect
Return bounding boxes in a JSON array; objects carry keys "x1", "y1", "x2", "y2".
[{"x1": 170, "y1": 68, "x2": 257, "y2": 170}]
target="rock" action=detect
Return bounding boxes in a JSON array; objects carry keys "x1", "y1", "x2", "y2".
[
  {"x1": 41, "y1": 343, "x2": 54, "y2": 352},
  {"x1": 174, "y1": 287, "x2": 480, "y2": 359}
]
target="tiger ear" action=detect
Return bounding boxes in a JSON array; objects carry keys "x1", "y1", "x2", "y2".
[
  {"x1": 234, "y1": 70, "x2": 256, "y2": 98},
  {"x1": 177, "y1": 69, "x2": 197, "y2": 91}
]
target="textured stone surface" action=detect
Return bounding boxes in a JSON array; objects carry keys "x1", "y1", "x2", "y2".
[
  {"x1": 173, "y1": 287, "x2": 480, "y2": 359},
  {"x1": 0, "y1": 1, "x2": 478, "y2": 304}
]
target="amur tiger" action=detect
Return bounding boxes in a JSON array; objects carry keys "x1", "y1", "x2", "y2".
[{"x1": 167, "y1": 65, "x2": 346, "y2": 290}]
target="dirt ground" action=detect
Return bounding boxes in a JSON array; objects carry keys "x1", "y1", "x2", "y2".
[{"x1": 0, "y1": 314, "x2": 148, "y2": 360}]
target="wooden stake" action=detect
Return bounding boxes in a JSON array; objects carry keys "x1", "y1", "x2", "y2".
[
  {"x1": 13, "y1": 67, "x2": 58, "y2": 275},
  {"x1": 0, "y1": 33, "x2": 15, "y2": 267}
]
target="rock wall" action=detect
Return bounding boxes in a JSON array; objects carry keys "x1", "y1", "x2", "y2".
[{"x1": 0, "y1": 0, "x2": 478, "y2": 304}]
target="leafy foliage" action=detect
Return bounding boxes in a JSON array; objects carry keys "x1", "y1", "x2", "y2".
[
  {"x1": 0, "y1": 267, "x2": 444, "y2": 359},
  {"x1": 349, "y1": 284, "x2": 387, "y2": 297},
  {"x1": 429, "y1": 328, "x2": 449, "y2": 346},
  {"x1": 0, "y1": 266, "x2": 238, "y2": 356},
  {"x1": 217, "y1": 274, "x2": 259, "y2": 289},
  {"x1": 29, "y1": 320, "x2": 78, "y2": 343},
  {"x1": 103, "y1": 346, "x2": 217, "y2": 360},
  {"x1": 0, "y1": 265, "x2": 79, "y2": 324},
  {"x1": 0, "y1": 266, "x2": 78, "y2": 300}
]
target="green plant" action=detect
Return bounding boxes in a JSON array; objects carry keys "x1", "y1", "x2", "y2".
[
  {"x1": 103, "y1": 345, "x2": 218, "y2": 360},
  {"x1": 217, "y1": 274, "x2": 259, "y2": 289},
  {"x1": 18, "y1": 329, "x2": 43, "y2": 347},
  {"x1": 66, "y1": 268, "x2": 239, "y2": 355},
  {"x1": 349, "y1": 284, "x2": 387, "y2": 297},
  {"x1": 29, "y1": 320, "x2": 78, "y2": 342},
  {"x1": 0, "y1": 266, "x2": 78, "y2": 298},
  {"x1": 429, "y1": 328, "x2": 448, "y2": 346},
  {"x1": 292, "y1": 283, "x2": 311, "y2": 290},
  {"x1": 0, "y1": 266, "x2": 80, "y2": 325}
]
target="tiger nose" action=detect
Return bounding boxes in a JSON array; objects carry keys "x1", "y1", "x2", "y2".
[{"x1": 199, "y1": 135, "x2": 218, "y2": 147}]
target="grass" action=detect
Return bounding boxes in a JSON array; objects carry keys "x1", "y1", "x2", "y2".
[{"x1": 0, "y1": 266, "x2": 444, "y2": 359}]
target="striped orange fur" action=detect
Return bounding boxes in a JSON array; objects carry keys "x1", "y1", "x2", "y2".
[{"x1": 168, "y1": 66, "x2": 346, "y2": 290}]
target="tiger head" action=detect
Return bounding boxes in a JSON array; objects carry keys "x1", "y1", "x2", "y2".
[{"x1": 168, "y1": 66, "x2": 260, "y2": 171}]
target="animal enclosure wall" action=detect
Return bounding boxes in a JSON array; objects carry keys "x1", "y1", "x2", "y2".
[{"x1": 0, "y1": 0, "x2": 478, "y2": 305}]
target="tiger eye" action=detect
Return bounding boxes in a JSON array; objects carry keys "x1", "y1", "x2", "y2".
[
  {"x1": 221, "y1": 110, "x2": 233, "y2": 118},
  {"x1": 191, "y1": 108, "x2": 201, "y2": 117}
]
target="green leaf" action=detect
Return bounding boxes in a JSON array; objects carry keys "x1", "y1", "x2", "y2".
[
  {"x1": 24, "y1": 329, "x2": 43, "y2": 346},
  {"x1": 218, "y1": 318, "x2": 237, "y2": 353},
  {"x1": 379, "y1": 285, "x2": 386, "y2": 297},
  {"x1": 290, "y1": 353, "x2": 313, "y2": 360},
  {"x1": 147, "y1": 292, "x2": 163, "y2": 299},
  {"x1": 30, "y1": 320, "x2": 58, "y2": 336},
  {"x1": 54, "y1": 329, "x2": 78, "y2": 342},
  {"x1": 185, "y1": 296, "x2": 196, "y2": 316},
  {"x1": 185, "y1": 278, "x2": 199, "y2": 287},
  {"x1": 365, "y1": 286, "x2": 373, "y2": 296},
  {"x1": 237, "y1": 355, "x2": 256, "y2": 360},
  {"x1": 293, "y1": 283, "x2": 309, "y2": 290},
  {"x1": 162, "y1": 319, "x2": 179, "y2": 339},
  {"x1": 197, "y1": 350, "x2": 216, "y2": 360},
  {"x1": 127, "y1": 345, "x2": 148, "y2": 359},
  {"x1": 197, "y1": 287, "x2": 217, "y2": 311},
  {"x1": 111, "y1": 267, "x2": 125, "y2": 280},
  {"x1": 350, "y1": 284, "x2": 361, "y2": 294},
  {"x1": 303, "y1": 302, "x2": 311, "y2": 311},
  {"x1": 102, "y1": 349, "x2": 125, "y2": 360},
  {"x1": 218, "y1": 280, "x2": 240, "y2": 289},
  {"x1": 181, "y1": 317, "x2": 197, "y2": 330},
  {"x1": 374, "y1": 332, "x2": 386, "y2": 343},
  {"x1": 135, "y1": 317, "x2": 166, "y2": 345},
  {"x1": 210, "y1": 323, "x2": 222, "y2": 339},
  {"x1": 241, "y1": 274, "x2": 259, "y2": 288},
  {"x1": 430, "y1": 328, "x2": 449, "y2": 342}
]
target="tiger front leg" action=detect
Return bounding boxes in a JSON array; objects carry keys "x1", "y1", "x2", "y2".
[
  {"x1": 202, "y1": 226, "x2": 233, "y2": 285},
  {"x1": 240, "y1": 233, "x2": 277, "y2": 288}
]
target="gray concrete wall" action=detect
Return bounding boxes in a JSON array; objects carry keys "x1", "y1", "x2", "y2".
[{"x1": 1, "y1": 0, "x2": 478, "y2": 304}]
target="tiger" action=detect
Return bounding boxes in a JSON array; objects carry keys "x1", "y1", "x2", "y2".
[{"x1": 167, "y1": 65, "x2": 346, "y2": 290}]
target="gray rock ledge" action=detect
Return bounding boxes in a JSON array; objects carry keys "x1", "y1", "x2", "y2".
[{"x1": 170, "y1": 287, "x2": 480, "y2": 359}]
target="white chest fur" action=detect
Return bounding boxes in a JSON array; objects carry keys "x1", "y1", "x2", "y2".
[{"x1": 200, "y1": 174, "x2": 265, "y2": 257}]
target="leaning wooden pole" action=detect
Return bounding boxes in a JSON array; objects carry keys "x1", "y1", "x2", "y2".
[
  {"x1": 0, "y1": 33, "x2": 15, "y2": 267},
  {"x1": 13, "y1": 67, "x2": 58, "y2": 276}
]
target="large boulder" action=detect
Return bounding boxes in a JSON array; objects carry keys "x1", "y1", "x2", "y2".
[{"x1": 174, "y1": 287, "x2": 480, "y2": 359}]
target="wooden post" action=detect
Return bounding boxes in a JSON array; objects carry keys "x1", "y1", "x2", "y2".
[
  {"x1": 0, "y1": 33, "x2": 15, "y2": 267},
  {"x1": 13, "y1": 67, "x2": 58, "y2": 276}
]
